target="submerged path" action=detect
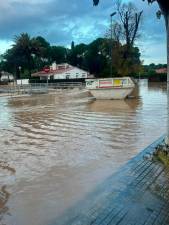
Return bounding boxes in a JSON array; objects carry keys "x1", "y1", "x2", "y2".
[{"x1": 54, "y1": 136, "x2": 169, "y2": 225}]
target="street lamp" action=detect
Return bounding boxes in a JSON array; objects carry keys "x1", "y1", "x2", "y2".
[
  {"x1": 19, "y1": 66, "x2": 22, "y2": 86},
  {"x1": 110, "y1": 12, "x2": 116, "y2": 77}
]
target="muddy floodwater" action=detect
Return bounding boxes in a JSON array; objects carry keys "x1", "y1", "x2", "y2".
[{"x1": 0, "y1": 80, "x2": 167, "y2": 225}]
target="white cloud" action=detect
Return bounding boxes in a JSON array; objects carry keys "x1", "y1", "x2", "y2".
[{"x1": 0, "y1": 40, "x2": 13, "y2": 54}]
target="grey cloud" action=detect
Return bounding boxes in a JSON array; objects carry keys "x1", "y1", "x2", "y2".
[{"x1": 0, "y1": 0, "x2": 166, "y2": 63}]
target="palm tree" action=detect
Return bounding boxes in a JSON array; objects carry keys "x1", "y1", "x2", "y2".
[
  {"x1": 13, "y1": 33, "x2": 33, "y2": 77},
  {"x1": 13, "y1": 33, "x2": 46, "y2": 77},
  {"x1": 93, "y1": 0, "x2": 169, "y2": 145}
]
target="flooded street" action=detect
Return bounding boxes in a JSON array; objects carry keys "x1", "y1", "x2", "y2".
[{"x1": 0, "y1": 80, "x2": 167, "y2": 225}]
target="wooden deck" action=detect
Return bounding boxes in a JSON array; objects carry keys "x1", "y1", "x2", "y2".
[{"x1": 53, "y1": 136, "x2": 169, "y2": 225}]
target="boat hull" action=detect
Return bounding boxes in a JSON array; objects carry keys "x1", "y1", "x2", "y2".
[{"x1": 89, "y1": 87, "x2": 134, "y2": 100}]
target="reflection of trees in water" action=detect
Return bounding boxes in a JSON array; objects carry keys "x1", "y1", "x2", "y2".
[
  {"x1": 88, "y1": 99, "x2": 141, "y2": 113},
  {"x1": 0, "y1": 162, "x2": 15, "y2": 224},
  {"x1": 0, "y1": 185, "x2": 10, "y2": 224},
  {"x1": 148, "y1": 82, "x2": 167, "y2": 93},
  {"x1": 0, "y1": 162, "x2": 16, "y2": 174},
  {"x1": 88, "y1": 96, "x2": 142, "y2": 113},
  {"x1": 129, "y1": 83, "x2": 140, "y2": 98}
]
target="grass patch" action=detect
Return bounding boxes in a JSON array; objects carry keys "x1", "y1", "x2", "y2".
[{"x1": 153, "y1": 144, "x2": 169, "y2": 166}]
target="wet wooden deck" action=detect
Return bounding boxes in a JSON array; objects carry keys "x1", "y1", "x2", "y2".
[{"x1": 54, "y1": 136, "x2": 169, "y2": 225}]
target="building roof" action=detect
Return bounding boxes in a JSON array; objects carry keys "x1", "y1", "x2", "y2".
[
  {"x1": 155, "y1": 68, "x2": 167, "y2": 74},
  {"x1": 31, "y1": 64, "x2": 88, "y2": 77},
  {"x1": 32, "y1": 68, "x2": 72, "y2": 77}
]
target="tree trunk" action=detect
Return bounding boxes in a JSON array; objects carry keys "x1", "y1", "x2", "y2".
[{"x1": 166, "y1": 14, "x2": 169, "y2": 145}]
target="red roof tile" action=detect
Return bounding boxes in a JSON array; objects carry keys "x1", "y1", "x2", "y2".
[{"x1": 32, "y1": 67, "x2": 74, "y2": 77}]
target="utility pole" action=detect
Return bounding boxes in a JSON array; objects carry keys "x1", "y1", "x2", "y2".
[{"x1": 110, "y1": 12, "x2": 116, "y2": 77}]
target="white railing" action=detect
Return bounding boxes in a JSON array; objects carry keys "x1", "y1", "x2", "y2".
[{"x1": 0, "y1": 82, "x2": 84, "y2": 95}]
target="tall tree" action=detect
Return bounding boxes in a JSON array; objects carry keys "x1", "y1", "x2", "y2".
[
  {"x1": 34, "y1": 36, "x2": 50, "y2": 59},
  {"x1": 13, "y1": 33, "x2": 43, "y2": 77},
  {"x1": 6, "y1": 34, "x2": 51, "y2": 77},
  {"x1": 68, "y1": 43, "x2": 88, "y2": 68},
  {"x1": 14, "y1": 33, "x2": 33, "y2": 76},
  {"x1": 49, "y1": 46, "x2": 67, "y2": 64},
  {"x1": 105, "y1": 1, "x2": 142, "y2": 76},
  {"x1": 116, "y1": 1, "x2": 143, "y2": 48}
]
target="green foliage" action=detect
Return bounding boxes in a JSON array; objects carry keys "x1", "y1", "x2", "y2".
[
  {"x1": 92, "y1": 0, "x2": 169, "y2": 18},
  {"x1": 92, "y1": 0, "x2": 168, "y2": 6},
  {"x1": 154, "y1": 145, "x2": 169, "y2": 167},
  {"x1": 20, "y1": 69, "x2": 30, "y2": 79},
  {"x1": 0, "y1": 34, "x2": 142, "y2": 79},
  {"x1": 49, "y1": 46, "x2": 67, "y2": 64},
  {"x1": 93, "y1": 0, "x2": 99, "y2": 5},
  {"x1": 67, "y1": 43, "x2": 88, "y2": 67},
  {"x1": 138, "y1": 63, "x2": 167, "y2": 81}
]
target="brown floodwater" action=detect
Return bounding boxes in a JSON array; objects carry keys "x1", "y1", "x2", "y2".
[{"x1": 0, "y1": 80, "x2": 167, "y2": 225}]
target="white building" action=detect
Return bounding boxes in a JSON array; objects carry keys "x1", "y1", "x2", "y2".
[
  {"x1": 32, "y1": 63, "x2": 93, "y2": 80},
  {"x1": 0, "y1": 71, "x2": 14, "y2": 82}
]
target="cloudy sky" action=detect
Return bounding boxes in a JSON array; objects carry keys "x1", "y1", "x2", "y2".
[{"x1": 0, "y1": 0, "x2": 166, "y2": 64}]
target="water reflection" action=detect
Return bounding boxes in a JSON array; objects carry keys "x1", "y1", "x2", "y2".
[
  {"x1": 0, "y1": 98, "x2": 13, "y2": 129},
  {"x1": 0, "y1": 162, "x2": 15, "y2": 224},
  {"x1": 147, "y1": 82, "x2": 167, "y2": 93},
  {"x1": 88, "y1": 98, "x2": 141, "y2": 113},
  {"x1": 0, "y1": 80, "x2": 167, "y2": 225}
]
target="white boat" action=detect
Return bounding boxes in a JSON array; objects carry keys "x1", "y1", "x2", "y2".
[{"x1": 85, "y1": 77, "x2": 135, "y2": 100}]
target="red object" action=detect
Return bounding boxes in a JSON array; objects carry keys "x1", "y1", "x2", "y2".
[
  {"x1": 99, "y1": 80, "x2": 113, "y2": 88},
  {"x1": 43, "y1": 67, "x2": 50, "y2": 73}
]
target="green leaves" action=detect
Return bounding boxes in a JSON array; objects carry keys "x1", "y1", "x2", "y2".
[
  {"x1": 93, "y1": 0, "x2": 99, "y2": 6},
  {"x1": 92, "y1": 0, "x2": 157, "y2": 6}
]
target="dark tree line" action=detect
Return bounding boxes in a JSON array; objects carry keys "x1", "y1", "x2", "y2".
[
  {"x1": 0, "y1": 33, "x2": 68, "y2": 79},
  {"x1": 0, "y1": 35, "x2": 142, "y2": 79}
]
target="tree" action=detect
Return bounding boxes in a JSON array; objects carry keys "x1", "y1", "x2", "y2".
[
  {"x1": 13, "y1": 33, "x2": 48, "y2": 77},
  {"x1": 71, "y1": 41, "x2": 75, "y2": 50},
  {"x1": 2, "y1": 34, "x2": 52, "y2": 78},
  {"x1": 49, "y1": 46, "x2": 67, "y2": 64},
  {"x1": 152, "y1": 1, "x2": 169, "y2": 144},
  {"x1": 84, "y1": 38, "x2": 108, "y2": 76},
  {"x1": 13, "y1": 33, "x2": 33, "y2": 77},
  {"x1": 116, "y1": 1, "x2": 143, "y2": 49},
  {"x1": 67, "y1": 43, "x2": 88, "y2": 68},
  {"x1": 1, "y1": 32, "x2": 142, "y2": 80},
  {"x1": 1, "y1": 48, "x2": 23, "y2": 78},
  {"x1": 105, "y1": 1, "x2": 142, "y2": 76},
  {"x1": 34, "y1": 36, "x2": 50, "y2": 59}
]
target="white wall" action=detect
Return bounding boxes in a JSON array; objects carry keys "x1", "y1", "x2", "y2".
[
  {"x1": 1, "y1": 75, "x2": 14, "y2": 81},
  {"x1": 53, "y1": 68, "x2": 88, "y2": 80},
  {"x1": 17, "y1": 79, "x2": 29, "y2": 85}
]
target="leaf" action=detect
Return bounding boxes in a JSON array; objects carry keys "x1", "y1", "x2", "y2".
[{"x1": 93, "y1": 0, "x2": 99, "y2": 6}]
